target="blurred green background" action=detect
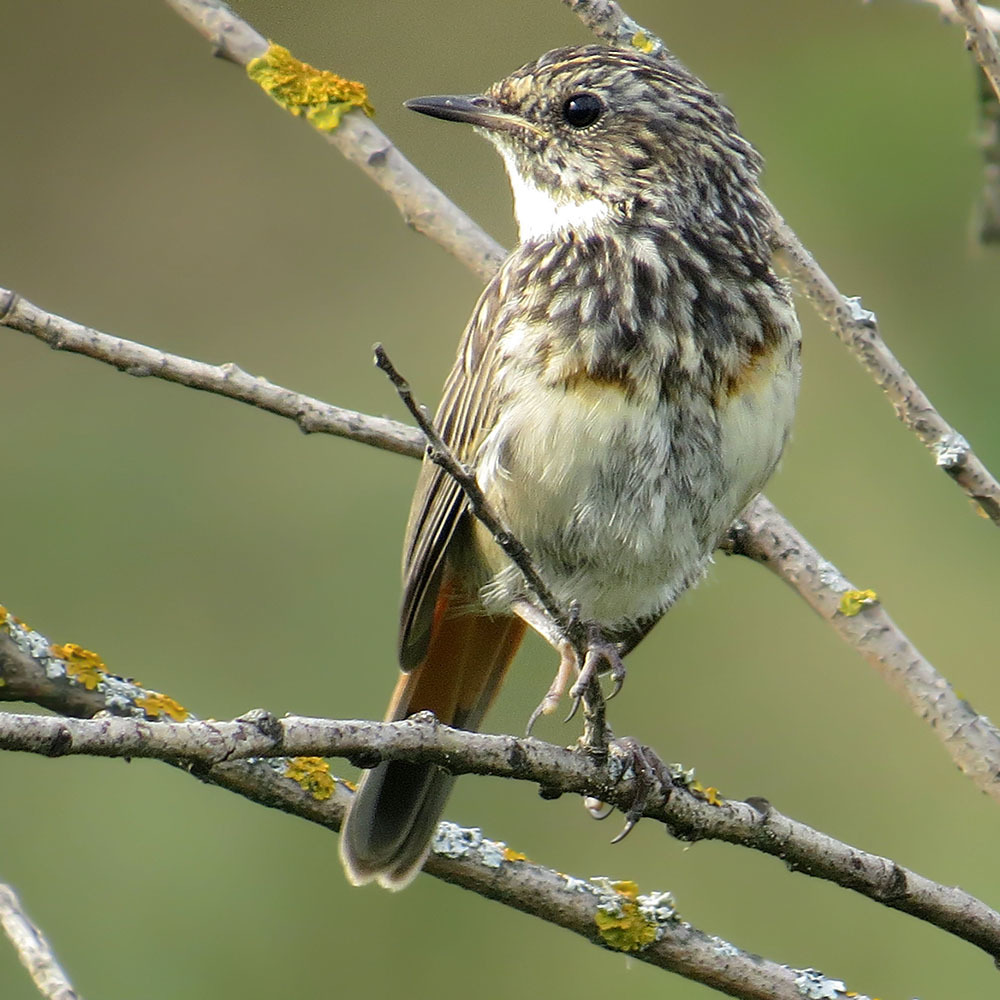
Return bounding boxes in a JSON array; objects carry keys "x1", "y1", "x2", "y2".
[{"x1": 2, "y1": 1, "x2": 998, "y2": 997}]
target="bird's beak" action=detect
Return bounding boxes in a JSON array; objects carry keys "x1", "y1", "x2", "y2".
[{"x1": 405, "y1": 94, "x2": 537, "y2": 136}]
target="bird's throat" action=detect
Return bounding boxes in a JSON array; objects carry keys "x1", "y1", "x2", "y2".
[{"x1": 498, "y1": 147, "x2": 612, "y2": 243}]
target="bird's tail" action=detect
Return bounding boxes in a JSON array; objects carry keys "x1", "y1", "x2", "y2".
[{"x1": 340, "y1": 602, "x2": 525, "y2": 890}]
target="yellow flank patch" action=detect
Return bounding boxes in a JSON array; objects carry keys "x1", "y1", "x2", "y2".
[
  {"x1": 284, "y1": 756, "x2": 335, "y2": 800},
  {"x1": 135, "y1": 691, "x2": 189, "y2": 722},
  {"x1": 52, "y1": 643, "x2": 108, "y2": 691},
  {"x1": 838, "y1": 589, "x2": 878, "y2": 617},
  {"x1": 594, "y1": 881, "x2": 658, "y2": 952},
  {"x1": 247, "y1": 43, "x2": 374, "y2": 131}
]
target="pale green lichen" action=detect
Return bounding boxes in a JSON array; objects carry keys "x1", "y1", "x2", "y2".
[{"x1": 247, "y1": 43, "x2": 374, "y2": 131}]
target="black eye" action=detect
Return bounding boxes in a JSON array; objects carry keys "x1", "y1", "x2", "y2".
[{"x1": 562, "y1": 92, "x2": 603, "y2": 128}]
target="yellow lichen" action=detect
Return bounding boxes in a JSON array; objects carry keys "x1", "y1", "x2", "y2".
[
  {"x1": 838, "y1": 588, "x2": 878, "y2": 617},
  {"x1": 284, "y1": 756, "x2": 335, "y2": 800},
  {"x1": 247, "y1": 43, "x2": 374, "y2": 131},
  {"x1": 594, "y1": 880, "x2": 657, "y2": 952},
  {"x1": 630, "y1": 32, "x2": 656, "y2": 54},
  {"x1": 502, "y1": 846, "x2": 527, "y2": 863},
  {"x1": 689, "y1": 780, "x2": 723, "y2": 806},
  {"x1": 135, "y1": 691, "x2": 189, "y2": 722},
  {"x1": 52, "y1": 643, "x2": 108, "y2": 691}
]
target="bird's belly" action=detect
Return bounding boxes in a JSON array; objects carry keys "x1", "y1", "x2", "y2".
[{"x1": 473, "y1": 348, "x2": 797, "y2": 630}]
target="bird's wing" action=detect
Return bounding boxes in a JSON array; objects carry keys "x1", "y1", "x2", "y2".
[{"x1": 398, "y1": 274, "x2": 508, "y2": 670}]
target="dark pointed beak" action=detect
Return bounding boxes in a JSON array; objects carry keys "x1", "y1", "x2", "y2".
[{"x1": 404, "y1": 94, "x2": 536, "y2": 135}]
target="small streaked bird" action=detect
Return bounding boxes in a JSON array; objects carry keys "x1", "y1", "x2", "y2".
[{"x1": 341, "y1": 44, "x2": 801, "y2": 889}]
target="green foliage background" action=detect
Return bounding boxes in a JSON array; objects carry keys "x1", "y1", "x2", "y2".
[{"x1": 2, "y1": 1, "x2": 998, "y2": 997}]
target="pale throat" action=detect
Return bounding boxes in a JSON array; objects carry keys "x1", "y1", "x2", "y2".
[{"x1": 497, "y1": 147, "x2": 612, "y2": 243}]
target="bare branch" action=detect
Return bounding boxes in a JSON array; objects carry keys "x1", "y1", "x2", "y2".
[
  {"x1": 0, "y1": 288, "x2": 423, "y2": 459},
  {"x1": 1, "y1": 703, "x2": 999, "y2": 966},
  {"x1": 770, "y1": 217, "x2": 1000, "y2": 521},
  {"x1": 0, "y1": 884, "x2": 81, "y2": 1000},
  {"x1": 953, "y1": 0, "x2": 1000, "y2": 101}
]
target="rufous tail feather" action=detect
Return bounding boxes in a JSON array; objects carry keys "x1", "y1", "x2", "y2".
[{"x1": 340, "y1": 597, "x2": 525, "y2": 890}]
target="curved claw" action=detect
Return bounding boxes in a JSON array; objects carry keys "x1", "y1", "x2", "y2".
[
  {"x1": 525, "y1": 703, "x2": 544, "y2": 736},
  {"x1": 610, "y1": 816, "x2": 639, "y2": 844},
  {"x1": 563, "y1": 696, "x2": 582, "y2": 724},
  {"x1": 607, "y1": 671, "x2": 625, "y2": 701}
]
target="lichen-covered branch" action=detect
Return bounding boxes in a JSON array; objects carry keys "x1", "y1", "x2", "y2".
[
  {"x1": 5, "y1": 287, "x2": 999, "y2": 799},
  {"x1": 0, "y1": 623, "x2": 865, "y2": 1000},
  {"x1": 160, "y1": 0, "x2": 504, "y2": 281},
  {"x1": 0, "y1": 884, "x2": 82, "y2": 1000},
  {"x1": 202, "y1": 764, "x2": 849, "y2": 1000},
  {"x1": 1, "y1": 701, "x2": 999, "y2": 967}
]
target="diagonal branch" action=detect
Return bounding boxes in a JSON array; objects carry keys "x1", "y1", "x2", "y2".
[
  {"x1": 161, "y1": 0, "x2": 505, "y2": 282},
  {"x1": 4, "y1": 290, "x2": 999, "y2": 800},
  {"x1": 561, "y1": 0, "x2": 1000, "y2": 524},
  {"x1": 727, "y1": 498, "x2": 1000, "y2": 798},
  {"x1": 0, "y1": 884, "x2": 82, "y2": 1000}
]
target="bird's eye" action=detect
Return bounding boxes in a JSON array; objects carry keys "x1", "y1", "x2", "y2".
[{"x1": 561, "y1": 92, "x2": 603, "y2": 128}]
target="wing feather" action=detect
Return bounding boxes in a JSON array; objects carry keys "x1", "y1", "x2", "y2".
[{"x1": 398, "y1": 275, "x2": 508, "y2": 670}]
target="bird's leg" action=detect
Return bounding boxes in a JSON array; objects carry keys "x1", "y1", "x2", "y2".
[
  {"x1": 513, "y1": 602, "x2": 624, "y2": 755},
  {"x1": 570, "y1": 625, "x2": 627, "y2": 704},
  {"x1": 513, "y1": 599, "x2": 579, "y2": 734}
]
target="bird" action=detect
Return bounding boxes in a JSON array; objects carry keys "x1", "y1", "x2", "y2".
[{"x1": 340, "y1": 43, "x2": 801, "y2": 890}]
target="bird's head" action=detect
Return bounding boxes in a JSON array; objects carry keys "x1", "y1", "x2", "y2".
[{"x1": 406, "y1": 45, "x2": 767, "y2": 247}]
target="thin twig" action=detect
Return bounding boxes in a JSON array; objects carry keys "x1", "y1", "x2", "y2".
[
  {"x1": 953, "y1": 0, "x2": 1000, "y2": 101},
  {"x1": 0, "y1": 884, "x2": 81, "y2": 1000},
  {"x1": 561, "y1": 0, "x2": 1000, "y2": 524},
  {"x1": 373, "y1": 344, "x2": 613, "y2": 750},
  {"x1": 1, "y1": 703, "x2": 999, "y2": 965},
  {"x1": 372, "y1": 345, "x2": 567, "y2": 628}
]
